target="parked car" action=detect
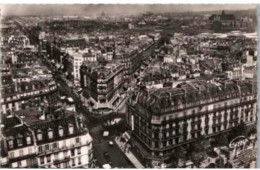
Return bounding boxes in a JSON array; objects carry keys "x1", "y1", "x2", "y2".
[
  {"x1": 104, "y1": 151, "x2": 110, "y2": 160},
  {"x1": 109, "y1": 141, "x2": 114, "y2": 147}
]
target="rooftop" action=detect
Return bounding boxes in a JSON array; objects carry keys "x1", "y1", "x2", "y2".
[
  {"x1": 132, "y1": 79, "x2": 253, "y2": 116},
  {"x1": 81, "y1": 61, "x2": 124, "y2": 79}
]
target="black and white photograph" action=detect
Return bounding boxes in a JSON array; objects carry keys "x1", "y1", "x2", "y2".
[{"x1": 0, "y1": 4, "x2": 258, "y2": 168}]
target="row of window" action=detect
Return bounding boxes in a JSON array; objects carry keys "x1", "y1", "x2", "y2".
[
  {"x1": 152, "y1": 98, "x2": 254, "y2": 121},
  {"x1": 9, "y1": 147, "x2": 34, "y2": 158},
  {"x1": 36, "y1": 124, "x2": 75, "y2": 141},
  {"x1": 40, "y1": 153, "x2": 82, "y2": 165},
  {"x1": 13, "y1": 156, "x2": 82, "y2": 168},
  {"x1": 38, "y1": 137, "x2": 81, "y2": 153},
  {"x1": 8, "y1": 136, "x2": 32, "y2": 149}
]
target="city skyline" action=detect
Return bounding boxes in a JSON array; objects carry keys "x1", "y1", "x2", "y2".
[{"x1": 1, "y1": 4, "x2": 257, "y2": 17}]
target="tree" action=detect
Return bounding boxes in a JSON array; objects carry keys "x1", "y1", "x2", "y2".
[
  {"x1": 170, "y1": 146, "x2": 187, "y2": 168},
  {"x1": 215, "y1": 157, "x2": 225, "y2": 168},
  {"x1": 228, "y1": 122, "x2": 248, "y2": 141},
  {"x1": 175, "y1": 146, "x2": 186, "y2": 160},
  {"x1": 248, "y1": 127, "x2": 257, "y2": 136},
  {"x1": 170, "y1": 152, "x2": 179, "y2": 168},
  {"x1": 189, "y1": 136, "x2": 209, "y2": 167},
  {"x1": 215, "y1": 133, "x2": 229, "y2": 146},
  {"x1": 158, "y1": 36, "x2": 170, "y2": 47},
  {"x1": 190, "y1": 151, "x2": 205, "y2": 167}
]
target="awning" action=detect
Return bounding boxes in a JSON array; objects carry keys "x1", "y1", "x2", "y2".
[{"x1": 103, "y1": 131, "x2": 109, "y2": 137}]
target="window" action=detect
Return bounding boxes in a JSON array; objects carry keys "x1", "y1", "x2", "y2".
[
  {"x1": 26, "y1": 137, "x2": 32, "y2": 145},
  {"x1": 62, "y1": 141, "x2": 66, "y2": 148},
  {"x1": 26, "y1": 159, "x2": 34, "y2": 167},
  {"x1": 8, "y1": 140, "x2": 14, "y2": 149},
  {"x1": 47, "y1": 155, "x2": 51, "y2": 163},
  {"x1": 71, "y1": 149, "x2": 75, "y2": 156},
  {"x1": 48, "y1": 128, "x2": 53, "y2": 139},
  {"x1": 40, "y1": 157, "x2": 44, "y2": 164},
  {"x1": 78, "y1": 157, "x2": 81, "y2": 165},
  {"x1": 64, "y1": 151, "x2": 68, "y2": 158},
  {"x1": 77, "y1": 148, "x2": 81, "y2": 155},
  {"x1": 64, "y1": 162, "x2": 69, "y2": 168},
  {"x1": 69, "y1": 124, "x2": 74, "y2": 135},
  {"x1": 17, "y1": 161, "x2": 22, "y2": 167},
  {"x1": 59, "y1": 126, "x2": 64, "y2": 137},
  {"x1": 72, "y1": 158, "x2": 75, "y2": 166},
  {"x1": 19, "y1": 150, "x2": 24, "y2": 157},
  {"x1": 38, "y1": 146, "x2": 43, "y2": 153},
  {"x1": 75, "y1": 137, "x2": 80, "y2": 143},
  {"x1": 9, "y1": 152, "x2": 14, "y2": 158},
  {"x1": 37, "y1": 130, "x2": 43, "y2": 141},
  {"x1": 28, "y1": 148, "x2": 32, "y2": 154},
  {"x1": 53, "y1": 143, "x2": 58, "y2": 150},
  {"x1": 54, "y1": 153, "x2": 58, "y2": 160},
  {"x1": 17, "y1": 138, "x2": 23, "y2": 147},
  {"x1": 45, "y1": 144, "x2": 50, "y2": 151}
]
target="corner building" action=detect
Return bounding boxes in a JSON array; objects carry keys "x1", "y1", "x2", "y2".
[
  {"x1": 80, "y1": 61, "x2": 124, "y2": 116},
  {"x1": 1, "y1": 107, "x2": 93, "y2": 168},
  {"x1": 127, "y1": 80, "x2": 257, "y2": 168}
]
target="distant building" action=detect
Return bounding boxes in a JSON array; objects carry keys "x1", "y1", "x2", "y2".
[
  {"x1": 141, "y1": 64, "x2": 181, "y2": 89},
  {"x1": 209, "y1": 11, "x2": 253, "y2": 32},
  {"x1": 242, "y1": 65, "x2": 256, "y2": 80},
  {"x1": 222, "y1": 60, "x2": 242, "y2": 79},
  {"x1": 60, "y1": 38, "x2": 86, "y2": 49}
]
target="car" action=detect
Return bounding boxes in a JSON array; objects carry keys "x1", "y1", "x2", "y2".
[
  {"x1": 109, "y1": 141, "x2": 114, "y2": 147},
  {"x1": 104, "y1": 151, "x2": 110, "y2": 159},
  {"x1": 102, "y1": 164, "x2": 111, "y2": 169}
]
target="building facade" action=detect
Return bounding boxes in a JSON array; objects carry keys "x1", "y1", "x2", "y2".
[
  {"x1": 126, "y1": 80, "x2": 257, "y2": 168},
  {"x1": 80, "y1": 62, "x2": 125, "y2": 115},
  {"x1": 1, "y1": 107, "x2": 93, "y2": 168},
  {"x1": 1, "y1": 77, "x2": 58, "y2": 114}
]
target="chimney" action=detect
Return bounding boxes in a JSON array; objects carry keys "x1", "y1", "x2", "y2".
[
  {"x1": 1, "y1": 137, "x2": 9, "y2": 158},
  {"x1": 75, "y1": 115, "x2": 80, "y2": 129},
  {"x1": 39, "y1": 109, "x2": 46, "y2": 120}
]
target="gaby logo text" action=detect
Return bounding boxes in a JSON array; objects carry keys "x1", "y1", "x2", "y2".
[{"x1": 229, "y1": 136, "x2": 249, "y2": 150}]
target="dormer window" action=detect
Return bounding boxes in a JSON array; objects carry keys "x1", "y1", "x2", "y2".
[
  {"x1": 17, "y1": 134, "x2": 23, "y2": 147},
  {"x1": 59, "y1": 126, "x2": 64, "y2": 137},
  {"x1": 48, "y1": 128, "x2": 53, "y2": 139},
  {"x1": 37, "y1": 130, "x2": 43, "y2": 141},
  {"x1": 26, "y1": 136, "x2": 32, "y2": 145},
  {"x1": 8, "y1": 140, "x2": 14, "y2": 149},
  {"x1": 69, "y1": 124, "x2": 74, "y2": 135},
  {"x1": 17, "y1": 138, "x2": 23, "y2": 147}
]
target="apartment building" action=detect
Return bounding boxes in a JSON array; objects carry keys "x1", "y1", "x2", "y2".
[
  {"x1": 126, "y1": 79, "x2": 257, "y2": 168},
  {"x1": 1, "y1": 106, "x2": 93, "y2": 168},
  {"x1": 80, "y1": 61, "x2": 125, "y2": 115}
]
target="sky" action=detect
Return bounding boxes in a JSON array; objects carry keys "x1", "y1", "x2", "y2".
[{"x1": 1, "y1": 4, "x2": 257, "y2": 17}]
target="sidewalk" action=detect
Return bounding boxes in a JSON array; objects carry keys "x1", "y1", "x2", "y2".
[
  {"x1": 115, "y1": 137, "x2": 145, "y2": 168},
  {"x1": 113, "y1": 95, "x2": 128, "y2": 113}
]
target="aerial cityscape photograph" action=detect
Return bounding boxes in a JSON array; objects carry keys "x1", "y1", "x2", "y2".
[{"x1": 0, "y1": 4, "x2": 258, "y2": 168}]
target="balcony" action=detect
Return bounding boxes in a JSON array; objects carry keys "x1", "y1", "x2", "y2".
[
  {"x1": 53, "y1": 155, "x2": 70, "y2": 164},
  {"x1": 39, "y1": 142, "x2": 91, "y2": 156}
]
